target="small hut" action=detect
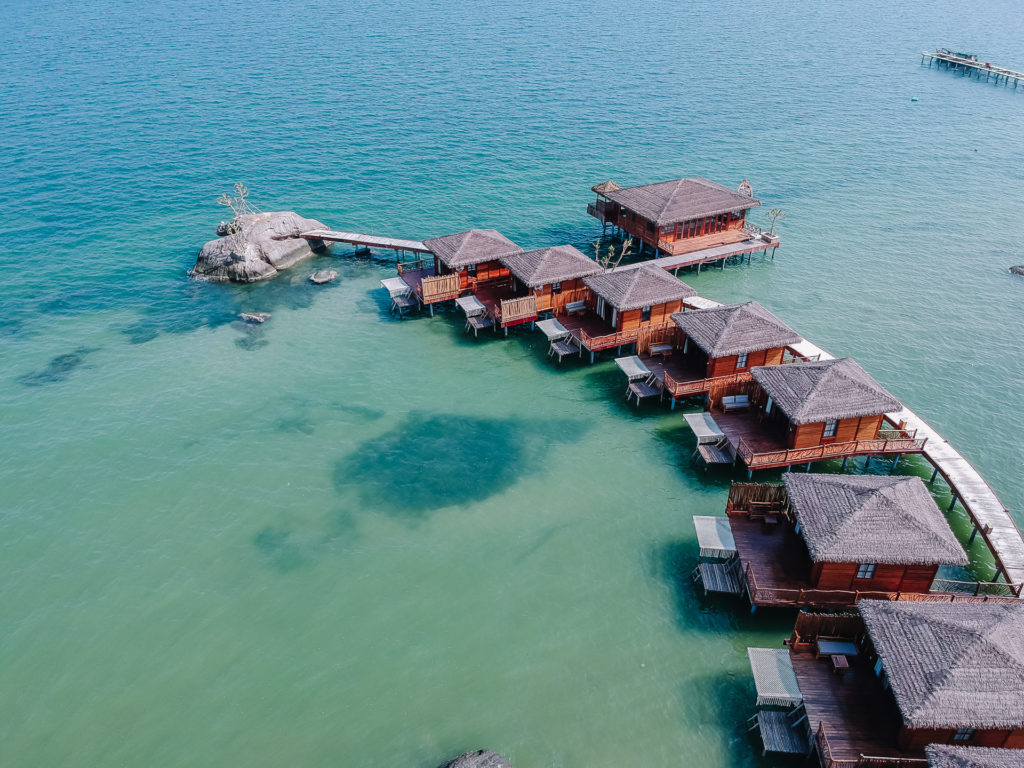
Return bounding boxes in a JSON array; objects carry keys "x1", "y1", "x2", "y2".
[
  {"x1": 412, "y1": 229, "x2": 522, "y2": 310},
  {"x1": 648, "y1": 301, "x2": 803, "y2": 401},
  {"x1": 860, "y1": 601, "x2": 1024, "y2": 751},
  {"x1": 589, "y1": 177, "x2": 762, "y2": 257},
  {"x1": 557, "y1": 264, "x2": 695, "y2": 363},
  {"x1": 497, "y1": 245, "x2": 602, "y2": 328}
]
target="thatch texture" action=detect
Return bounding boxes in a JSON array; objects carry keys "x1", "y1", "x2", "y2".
[
  {"x1": 603, "y1": 177, "x2": 760, "y2": 225},
  {"x1": 592, "y1": 180, "x2": 622, "y2": 195},
  {"x1": 500, "y1": 245, "x2": 602, "y2": 288},
  {"x1": 750, "y1": 358, "x2": 902, "y2": 424},
  {"x1": 670, "y1": 301, "x2": 801, "y2": 358},
  {"x1": 583, "y1": 265, "x2": 696, "y2": 311},
  {"x1": 422, "y1": 229, "x2": 522, "y2": 269},
  {"x1": 927, "y1": 746, "x2": 1024, "y2": 768},
  {"x1": 782, "y1": 474, "x2": 968, "y2": 566},
  {"x1": 859, "y1": 601, "x2": 1024, "y2": 729}
]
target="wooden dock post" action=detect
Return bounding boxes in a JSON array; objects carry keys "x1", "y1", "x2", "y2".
[
  {"x1": 841, "y1": 456, "x2": 849, "y2": 471},
  {"x1": 948, "y1": 493, "x2": 958, "y2": 511},
  {"x1": 929, "y1": 467, "x2": 939, "y2": 483}
]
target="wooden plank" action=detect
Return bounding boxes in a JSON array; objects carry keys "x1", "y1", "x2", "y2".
[{"x1": 300, "y1": 230, "x2": 430, "y2": 253}]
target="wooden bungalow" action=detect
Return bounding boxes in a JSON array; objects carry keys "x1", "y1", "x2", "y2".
[
  {"x1": 747, "y1": 602, "x2": 1024, "y2": 766},
  {"x1": 637, "y1": 301, "x2": 805, "y2": 403},
  {"x1": 556, "y1": 264, "x2": 696, "y2": 363},
  {"x1": 396, "y1": 229, "x2": 522, "y2": 313},
  {"x1": 689, "y1": 357, "x2": 928, "y2": 472},
  {"x1": 588, "y1": 177, "x2": 770, "y2": 258},
  {"x1": 705, "y1": 474, "x2": 977, "y2": 609},
  {"x1": 927, "y1": 745, "x2": 1024, "y2": 768},
  {"x1": 494, "y1": 245, "x2": 603, "y2": 330}
]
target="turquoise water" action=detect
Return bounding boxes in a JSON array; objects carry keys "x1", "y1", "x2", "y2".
[{"x1": 2, "y1": 1, "x2": 1023, "y2": 765}]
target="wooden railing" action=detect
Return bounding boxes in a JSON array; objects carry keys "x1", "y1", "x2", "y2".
[
  {"x1": 929, "y1": 578, "x2": 1023, "y2": 598},
  {"x1": 664, "y1": 369, "x2": 753, "y2": 398},
  {"x1": 419, "y1": 273, "x2": 461, "y2": 303},
  {"x1": 550, "y1": 287, "x2": 590, "y2": 315},
  {"x1": 397, "y1": 259, "x2": 427, "y2": 275},
  {"x1": 726, "y1": 482, "x2": 787, "y2": 512},
  {"x1": 737, "y1": 434, "x2": 928, "y2": 469},
  {"x1": 814, "y1": 722, "x2": 927, "y2": 768},
  {"x1": 576, "y1": 321, "x2": 673, "y2": 352},
  {"x1": 636, "y1": 324, "x2": 677, "y2": 355},
  {"x1": 587, "y1": 201, "x2": 612, "y2": 221},
  {"x1": 497, "y1": 295, "x2": 538, "y2": 327}
]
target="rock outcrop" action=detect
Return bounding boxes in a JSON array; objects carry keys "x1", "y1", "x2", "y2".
[
  {"x1": 439, "y1": 750, "x2": 513, "y2": 768},
  {"x1": 1011, "y1": 265, "x2": 1024, "y2": 276},
  {"x1": 310, "y1": 269, "x2": 339, "y2": 285},
  {"x1": 191, "y1": 211, "x2": 328, "y2": 283}
]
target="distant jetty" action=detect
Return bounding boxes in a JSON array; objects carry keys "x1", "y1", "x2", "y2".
[{"x1": 922, "y1": 48, "x2": 1023, "y2": 89}]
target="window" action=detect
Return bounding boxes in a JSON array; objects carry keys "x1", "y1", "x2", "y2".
[
  {"x1": 856, "y1": 563, "x2": 876, "y2": 580},
  {"x1": 736, "y1": 352, "x2": 749, "y2": 369},
  {"x1": 953, "y1": 729, "x2": 975, "y2": 742},
  {"x1": 823, "y1": 418, "x2": 838, "y2": 438},
  {"x1": 641, "y1": 306, "x2": 651, "y2": 322},
  {"x1": 467, "y1": 263, "x2": 477, "y2": 277},
  {"x1": 551, "y1": 282, "x2": 562, "y2": 294}
]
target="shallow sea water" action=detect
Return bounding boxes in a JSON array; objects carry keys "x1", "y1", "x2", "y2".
[{"x1": 1, "y1": 1, "x2": 1023, "y2": 766}]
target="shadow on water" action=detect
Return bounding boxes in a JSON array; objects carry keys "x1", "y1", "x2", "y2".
[
  {"x1": 18, "y1": 347, "x2": 98, "y2": 386},
  {"x1": 333, "y1": 411, "x2": 588, "y2": 520}
]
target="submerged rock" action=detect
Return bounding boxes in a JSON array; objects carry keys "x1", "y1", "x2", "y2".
[
  {"x1": 1011, "y1": 265, "x2": 1024, "y2": 276},
  {"x1": 190, "y1": 211, "x2": 328, "y2": 283},
  {"x1": 439, "y1": 750, "x2": 513, "y2": 768},
  {"x1": 239, "y1": 312, "x2": 271, "y2": 324},
  {"x1": 309, "y1": 269, "x2": 338, "y2": 285}
]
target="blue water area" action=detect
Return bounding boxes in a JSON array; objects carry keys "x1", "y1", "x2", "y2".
[{"x1": 1, "y1": 1, "x2": 1023, "y2": 766}]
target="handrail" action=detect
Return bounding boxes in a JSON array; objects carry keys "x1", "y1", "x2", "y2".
[
  {"x1": 419, "y1": 273, "x2": 461, "y2": 303},
  {"x1": 664, "y1": 369, "x2": 752, "y2": 398},
  {"x1": 497, "y1": 295, "x2": 538, "y2": 326},
  {"x1": 737, "y1": 435, "x2": 929, "y2": 469},
  {"x1": 576, "y1": 321, "x2": 672, "y2": 352}
]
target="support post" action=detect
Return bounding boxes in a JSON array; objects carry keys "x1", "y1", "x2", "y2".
[
  {"x1": 589, "y1": 351, "x2": 595, "y2": 365},
  {"x1": 929, "y1": 467, "x2": 939, "y2": 483},
  {"x1": 670, "y1": 398, "x2": 676, "y2": 411},
  {"x1": 805, "y1": 462, "x2": 812, "y2": 472},
  {"x1": 429, "y1": 303, "x2": 434, "y2": 317},
  {"x1": 890, "y1": 454, "x2": 900, "y2": 473},
  {"x1": 948, "y1": 494, "x2": 958, "y2": 511},
  {"x1": 968, "y1": 524, "x2": 980, "y2": 545},
  {"x1": 841, "y1": 456, "x2": 848, "y2": 471},
  {"x1": 747, "y1": 469, "x2": 753, "y2": 480}
]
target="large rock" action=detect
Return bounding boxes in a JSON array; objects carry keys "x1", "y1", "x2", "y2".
[
  {"x1": 439, "y1": 750, "x2": 513, "y2": 768},
  {"x1": 190, "y1": 211, "x2": 328, "y2": 283},
  {"x1": 1011, "y1": 265, "x2": 1024, "y2": 276}
]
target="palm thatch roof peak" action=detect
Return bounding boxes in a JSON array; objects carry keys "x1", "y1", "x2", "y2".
[
  {"x1": 499, "y1": 245, "x2": 601, "y2": 288},
  {"x1": 422, "y1": 229, "x2": 522, "y2": 269},
  {"x1": 860, "y1": 601, "x2": 1024, "y2": 730},
  {"x1": 592, "y1": 180, "x2": 622, "y2": 195},
  {"x1": 926, "y1": 746, "x2": 1024, "y2": 768},
  {"x1": 670, "y1": 301, "x2": 801, "y2": 358},
  {"x1": 782, "y1": 474, "x2": 967, "y2": 566},
  {"x1": 583, "y1": 265, "x2": 696, "y2": 311},
  {"x1": 750, "y1": 357, "x2": 902, "y2": 424}
]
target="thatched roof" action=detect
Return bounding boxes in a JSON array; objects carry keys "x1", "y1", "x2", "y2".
[
  {"x1": 670, "y1": 301, "x2": 801, "y2": 358},
  {"x1": 500, "y1": 245, "x2": 602, "y2": 288},
  {"x1": 859, "y1": 601, "x2": 1024, "y2": 729},
  {"x1": 583, "y1": 265, "x2": 696, "y2": 311},
  {"x1": 782, "y1": 474, "x2": 968, "y2": 566},
  {"x1": 927, "y1": 746, "x2": 1024, "y2": 768},
  {"x1": 592, "y1": 180, "x2": 622, "y2": 195},
  {"x1": 422, "y1": 229, "x2": 522, "y2": 269},
  {"x1": 603, "y1": 177, "x2": 760, "y2": 226},
  {"x1": 750, "y1": 358, "x2": 902, "y2": 424}
]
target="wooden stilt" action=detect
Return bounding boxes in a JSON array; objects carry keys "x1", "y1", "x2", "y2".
[
  {"x1": 968, "y1": 524, "x2": 980, "y2": 545},
  {"x1": 929, "y1": 467, "x2": 939, "y2": 483},
  {"x1": 948, "y1": 494, "x2": 958, "y2": 511},
  {"x1": 841, "y1": 456, "x2": 849, "y2": 471}
]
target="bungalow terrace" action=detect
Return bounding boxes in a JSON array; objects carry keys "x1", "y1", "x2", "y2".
[
  {"x1": 395, "y1": 229, "x2": 522, "y2": 314},
  {"x1": 692, "y1": 474, "x2": 1019, "y2": 609},
  {"x1": 588, "y1": 177, "x2": 778, "y2": 263},
  {"x1": 642, "y1": 301, "x2": 806, "y2": 404},
  {"x1": 492, "y1": 245, "x2": 603, "y2": 329},
  {"x1": 747, "y1": 601, "x2": 1024, "y2": 765},
  {"x1": 551, "y1": 264, "x2": 696, "y2": 363},
  {"x1": 686, "y1": 357, "x2": 927, "y2": 471}
]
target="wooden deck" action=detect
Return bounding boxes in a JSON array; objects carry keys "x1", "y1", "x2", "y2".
[
  {"x1": 790, "y1": 650, "x2": 913, "y2": 767},
  {"x1": 730, "y1": 513, "x2": 813, "y2": 602},
  {"x1": 300, "y1": 229, "x2": 430, "y2": 253},
  {"x1": 559, "y1": 312, "x2": 639, "y2": 354},
  {"x1": 922, "y1": 50, "x2": 1024, "y2": 88},
  {"x1": 788, "y1": 338, "x2": 1024, "y2": 588}
]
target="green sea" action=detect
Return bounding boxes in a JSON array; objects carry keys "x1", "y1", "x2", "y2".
[{"x1": 1, "y1": 1, "x2": 1022, "y2": 766}]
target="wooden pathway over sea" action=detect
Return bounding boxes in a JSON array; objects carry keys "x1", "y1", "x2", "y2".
[
  {"x1": 300, "y1": 229, "x2": 430, "y2": 255},
  {"x1": 922, "y1": 49, "x2": 1024, "y2": 89}
]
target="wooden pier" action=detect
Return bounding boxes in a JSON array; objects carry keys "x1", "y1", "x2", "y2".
[
  {"x1": 300, "y1": 229, "x2": 431, "y2": 255},
  {"x1": 922, "y1": 49, "x2": 1024, "y2": 89}
]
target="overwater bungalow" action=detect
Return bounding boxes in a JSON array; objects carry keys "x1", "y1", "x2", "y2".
[
  {"x1": 686, "y1": 357, "x2": 928, "y2": 471},
  {"x1": 552, "y1": 264, "x2": 696, "y2": 363},
  {"x1": 588, "y1": 177, "x2": 778, "y2": 263},
  {"x1": 627, "y1": 301, "x2": 806, "y2": 405},
  {"x1": 693, "y1": 474, "x2": 993, "y2": 607},
  {"x1": 491, "y1": 245, "x2": 603, "y2": 330},
  {"x1": 747, "y1": 601, "x2": 1024, "y2": 764},
  {"x1": 395, "y1": 229, "x2": 522, "y2": 314}
]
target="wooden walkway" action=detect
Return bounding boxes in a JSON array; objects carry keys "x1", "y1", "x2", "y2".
[
  {"x1": 922, "y1": 50, "x2": 1024, "y2": 88},
  {"x1": 300, "y1": 230, "x2": 431, "y2": 254}
]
